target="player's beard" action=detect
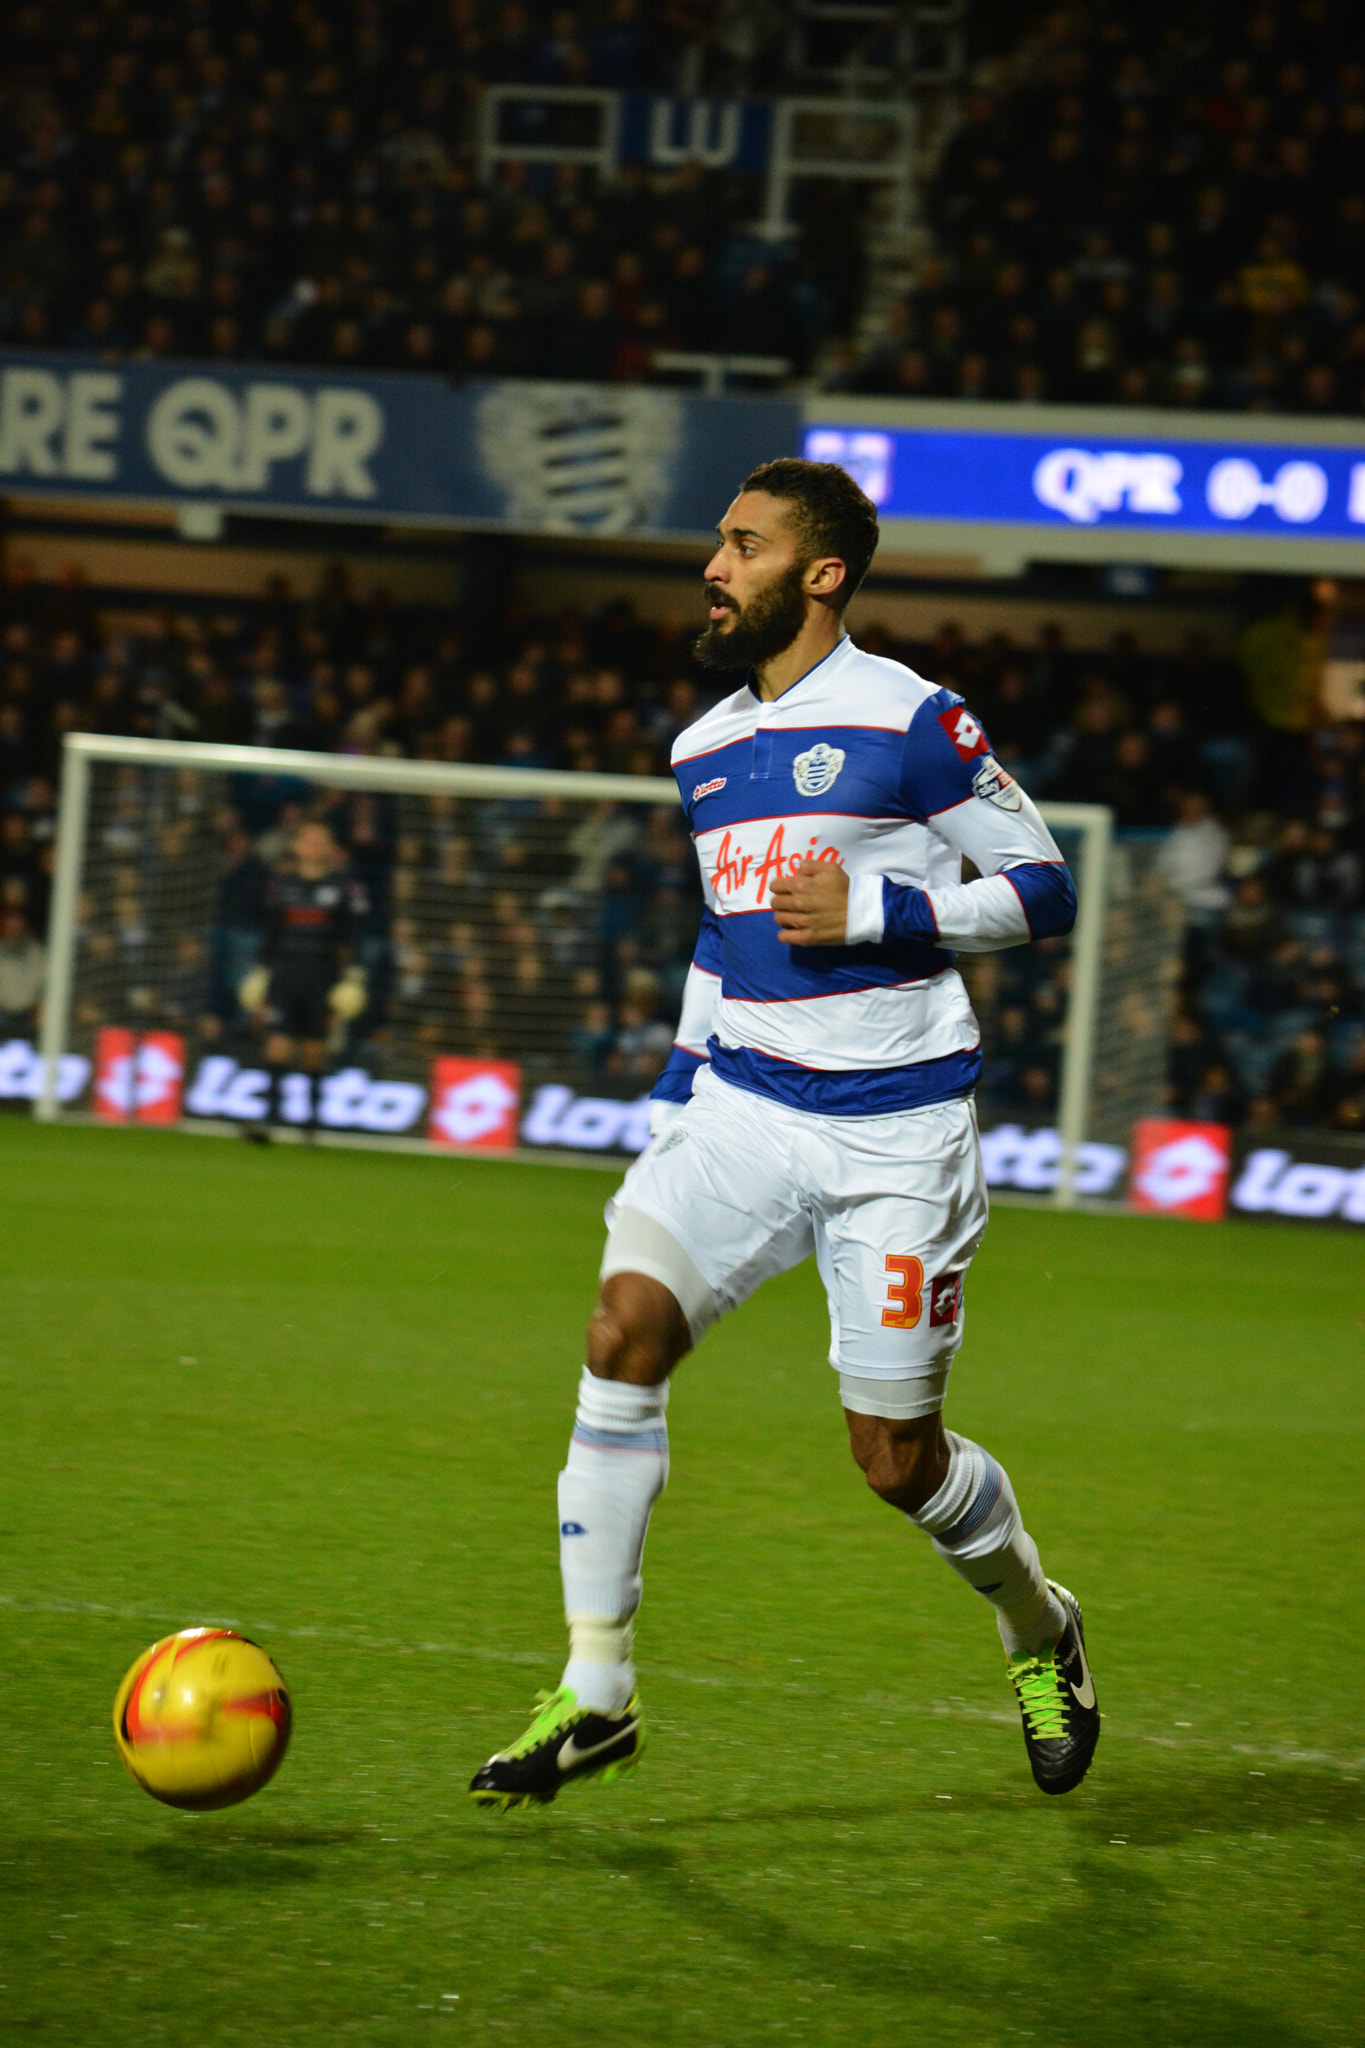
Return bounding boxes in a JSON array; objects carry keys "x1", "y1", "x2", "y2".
[{"x1": 693, "y1": 560, "x2": 810, "y2": 673}]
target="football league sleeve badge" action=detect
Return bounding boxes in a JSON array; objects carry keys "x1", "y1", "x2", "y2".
[{"x1": 971, "y1": 754, "x2": 1023, "y2": 811}]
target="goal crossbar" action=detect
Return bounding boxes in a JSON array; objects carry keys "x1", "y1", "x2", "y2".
[{"x1": 37, "y1": 733, "x2": 1112, "y2": 1209}]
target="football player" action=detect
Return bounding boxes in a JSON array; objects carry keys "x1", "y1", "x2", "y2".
[
  {"x1": 471, "y1": 459, "x2": 1099, "y2": 1809},
  {"x1": 239, "y1": 819, "x2": 367, "y2": 1137}
]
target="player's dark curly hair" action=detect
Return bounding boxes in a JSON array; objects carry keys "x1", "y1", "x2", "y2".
[{"x1": 738, "y1": 457, "x2": 879, "y2": 607}]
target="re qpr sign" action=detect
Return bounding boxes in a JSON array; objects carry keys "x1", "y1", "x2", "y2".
[
  {"x1": 1230, "y1": 1132, "x2": 1365, "y2": 1226},
  {"x1": 0, "y1": 362, "x2": 383, "y2": 499}
]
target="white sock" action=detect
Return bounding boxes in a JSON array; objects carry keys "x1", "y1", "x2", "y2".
[
  {"x1": 557, "y1": 1369, "x2": 669, "y2": 1713},
  {"x1": 908, "y1": 1430, "x2": 1066, "y2": 1657}
]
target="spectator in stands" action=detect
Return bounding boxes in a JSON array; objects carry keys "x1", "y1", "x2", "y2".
[
  {"x1": 610, "y1": 968, "x2": 673, "y2": 1080},
  {"x1": 0, "y1": 908, "x2": 45, "y2": 1038},
  {"x1": 1269, "y1": 1026, "x2": 1336, "y2": 1126},
  {"x1": 1221, "y1": 876, "x2": 1279, "y2": 962},
  {"x1": 1329, "y1": 1044, "x2": 1365, "y2": 1131},
  {"x1": 3, "y1": 0, "x2": 808, "y2": 386},
  {"x1": 844, "y1": 2, "x2": 1365, "y2": 414},
  {"x1": 1157, "y1": 791, "x2": 1232, "y2": 921}
]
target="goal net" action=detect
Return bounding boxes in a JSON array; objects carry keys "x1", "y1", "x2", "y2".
[
  {"x1": 961, "y1": 824, "x2": 1183, "y2": 1200},
  {"x1": 36, "y1": 736, "x2": 1176, "y2": 1204}
]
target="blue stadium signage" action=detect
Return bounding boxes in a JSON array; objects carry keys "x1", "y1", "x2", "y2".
[
  {"x1": 617, "y1": 95, "x2": 772, "y2": 172},
  {"x1": 6, "y1": 348, "x2": 1362, "y2": 564},
  {"x1": 0, "y1": 352, "x2": 799, "y2": 537},
  {"x1": 804, "y1": 422, "x2": 1365, "y2": 541}
]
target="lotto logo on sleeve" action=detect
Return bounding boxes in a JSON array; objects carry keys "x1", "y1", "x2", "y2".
[
  {"x1": 928, "y1": 1272, "x2": 963, "y2": 1326},
  {"x1": 428, "y1": 1057, "x2": 521, "y2": 1149},
  {"x1": 937, "y1": 706, "x2": 991, "y2": 761},
  {"x1": 93, "y1": 1028, "x2": 185, "y2": 1124},
  {"x1": 1129, "y1": 1118, "x2": 1231, "y2": 1221}
]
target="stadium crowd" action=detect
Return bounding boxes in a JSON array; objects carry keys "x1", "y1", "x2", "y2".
[
  {"x1": 1, "y1": 560, "x2": 1362, "y2": 1130},
  {"x1": 6, "y1": 2, "x2": 1363, "y2": 408},
  {"x1": 0, "y1": 0, "x2": 849, "y2": 384},
  {"x1": 841, "y1": 1, "x2": 1365, "y2": 411}
]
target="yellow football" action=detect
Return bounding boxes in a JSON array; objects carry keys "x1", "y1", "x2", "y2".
[{"x1": 113, "y1": 1627, "x2": 292, "y2": 1810}]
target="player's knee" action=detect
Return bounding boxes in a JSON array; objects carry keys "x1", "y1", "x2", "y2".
[
  {"x1": 586, "y1": 1273, "x2": 686, "y2": 1384},
  {"x1": 585, "y1": 1306, "x2": 668, "y2": 1384},
  {"x1": 849, "y1": 1414, "x2": 947, "y2": 1513}
]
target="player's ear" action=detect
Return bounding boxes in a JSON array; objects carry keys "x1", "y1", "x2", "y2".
[{"x1": 805, "y1": 555, "x2": 847, "y2": 604}]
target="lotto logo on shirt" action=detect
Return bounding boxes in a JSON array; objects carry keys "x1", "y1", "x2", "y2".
[
  {"x1": 428, "y1": 1057, "x2": 522, "y2": 1149},
  {"x1": 938, "y1": 706, "x2": 991, "y2": 761},
  {"x1": 1128, "y1": 1118, "x2": 1231, "y2": 1220},
  {"x1": 698, "y1": 818, "x2": 847, "y2": 911},
  {"x1": 93, "y1": 1028, "x2": 185, "y2": 1124},
  {"x1": 928, "y1": 1272, "x2": 963, "y2": 1326}
]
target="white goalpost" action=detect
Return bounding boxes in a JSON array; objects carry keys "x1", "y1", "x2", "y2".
[{"x1": 36, "y1": 732, "x2": 1122, "y2": 1210}]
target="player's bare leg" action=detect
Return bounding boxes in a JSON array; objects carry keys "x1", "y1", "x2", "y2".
[
  {"x1": 587, "y1": 1272, "x2": 690, "y2": 1386},
  {"x1": 846, "y1": 1408, "x2": 1100, "y2": 1794}
]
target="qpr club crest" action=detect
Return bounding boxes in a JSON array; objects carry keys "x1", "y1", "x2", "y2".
[{"x1": 792, "y1": 743, "x2": 846, "y2": 798}]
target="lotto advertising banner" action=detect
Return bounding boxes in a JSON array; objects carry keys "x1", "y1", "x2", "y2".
[
  {"x1": 977, "y1": 1123, "x2": 1127, "y2": 1198},
  {"x1": 1128, "y1": 1118, "x2": 1232, "y2": 1221},
  {"x1": 0, "y1": 353, "x2": 799, "y2": 539},
  {"x1": 183, "y1": 1056, "x2": 425, "y2": 1134},
  {"x1": 176, "y1": 1053, "x2": 654, "y2": 1154},
  {"x1": 428, "y1": 1058, "x2": 521, "y2": 1150},
  {"x1": 45, "y1": 1043, "x2": 1365, "y2": 1229},
  {"x1": 520, "y1": 1083, "x2": 653, "y2": 1155},
  {"x1": 93, "y1": 1028, "x2": 186, "y2": 1125},
  {"x1": 1229, "y1": 1132, "x2": 1365, "y2": 1228},
  {"x1": 0, "y1": 1037, "x2": 90, "y2": 1107}
]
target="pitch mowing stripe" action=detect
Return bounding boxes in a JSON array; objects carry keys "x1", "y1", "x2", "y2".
[{"x1": 5, "y1": 1595, "x2": 1358, "y2": 1772}]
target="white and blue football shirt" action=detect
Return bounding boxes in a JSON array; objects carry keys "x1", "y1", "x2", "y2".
[{"x1": 651, "y1": 634, "x2": 1076, "y2": 1118}]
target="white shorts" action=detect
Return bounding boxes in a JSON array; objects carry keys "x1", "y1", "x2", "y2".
[{"x1": 603, "y1": 1065, "x2": 989, "y2": 1419}]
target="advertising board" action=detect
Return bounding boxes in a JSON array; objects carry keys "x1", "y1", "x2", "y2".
[
  {"x1": 183, "y1": 1056, "x2": 425, "y2": 1134},
  {"x1": 93, "y1": 1028, "x2": 186, "y2": 1125},
  {"x1": 1229, "y1": 1132, "x2": 1365, "y2": 1227},
  {"x1": 1128, "y1": 1118, "x2": 1232, "y2": 1221},
  {"x1": 30, "y1": 1039, "x2": 1365, "y2": 1231},
  {"x1": 977, "y1": 1123, "x2": 1127, "y2": 1198},
  {"x1": 428, "y1": 1058, "x2": 522, "y2": 1149},
  {"x1": 0, "y1": 1037, "x2": 90, "y2": 1107}
]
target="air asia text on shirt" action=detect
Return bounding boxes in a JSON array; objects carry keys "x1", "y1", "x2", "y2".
[{"x1": 707, "y1": 823, "x2": 846, "y2": 904}]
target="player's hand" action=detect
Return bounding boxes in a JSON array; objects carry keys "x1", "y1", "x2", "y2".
[
  {"x1": 328, "y1": 966, "x2": 367, "y2": 1019},
  {"x1": 238, "y1": 966, "x2": 269, "y2": 1013},
  {"x1": 770, "y1": 859, "x2": 850, "y2": 945}
]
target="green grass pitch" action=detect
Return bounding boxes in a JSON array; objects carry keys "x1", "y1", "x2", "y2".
[{"x1": 0, "y1": 1118, "x2": 1361, "y2": 2046}]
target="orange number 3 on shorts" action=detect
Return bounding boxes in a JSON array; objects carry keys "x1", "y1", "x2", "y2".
[{"x1": 881, "y1": 1254, "x2": 925, "y2": 1329}]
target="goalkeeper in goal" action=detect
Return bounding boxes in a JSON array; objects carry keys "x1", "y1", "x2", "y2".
[{"x1": 238, "y1": 819, "x2": 368, "y2": 1138}]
